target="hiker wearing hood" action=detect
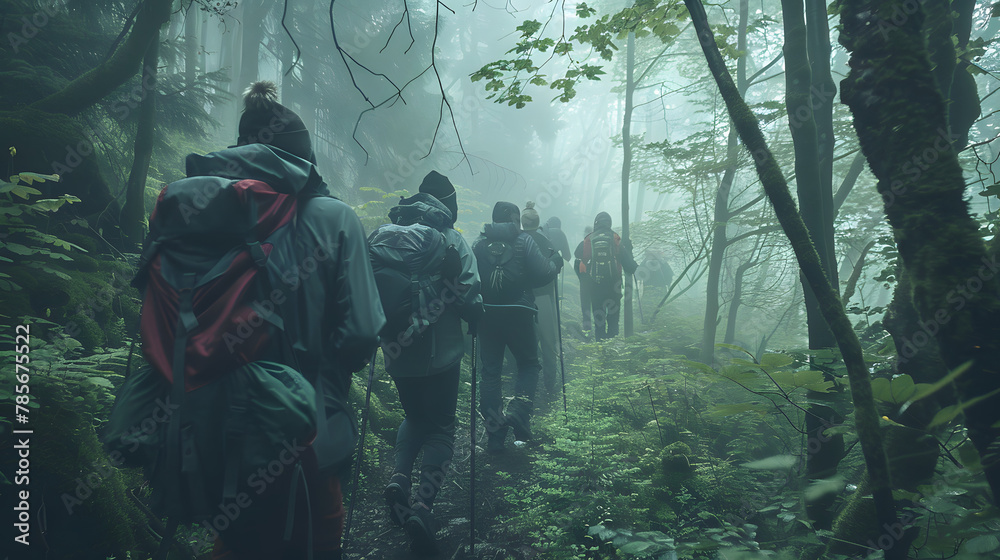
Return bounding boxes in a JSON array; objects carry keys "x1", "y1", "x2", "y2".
[
  {"x1": 473, "y1": 201, "x2": 562, "y2": 452},
  {"x1": 540, "y1": 215, "x2": 572, "y2": 262},
  {"x1": 575, "y1": 212, "x2": 639, "y2": 340},
  {"x1": 522, "y1": 202, "x2": 561, "y2": 398},
  {"x1": 377, "y1": 172, "x2": 483, "y2": 553},
  {"x1": 136, "y1": 82, "x2": 386, "y2": 560}
]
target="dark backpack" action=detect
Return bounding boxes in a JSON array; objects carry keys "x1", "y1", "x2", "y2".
[
  {"x1": 103, "y1": 176, "x2": 317, "y2": 531},
  {"x1": 480, "y1": 237, "x2": 523, "y2": 304},
  {"x1": 589, "y1": 230, "x2": 618, "y2": 288},
  {"x1": 368, "y1": 223, "x2": 459, "y2": 346}
]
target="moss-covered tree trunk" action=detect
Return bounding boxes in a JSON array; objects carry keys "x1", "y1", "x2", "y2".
[
  {"x1": 683, "y1": 0, "x2": 903, "y2": 555},
  {"x1": 840, "y1": 0, "x2": 1000, "y2": 503},
  {"x1": 122, "y1": 33, "x2": 160, "y2": 250}
]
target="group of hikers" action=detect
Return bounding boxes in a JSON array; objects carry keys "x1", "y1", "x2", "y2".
[{"x1": 105, "y1": 82, "x2": 645, "y2": 559}]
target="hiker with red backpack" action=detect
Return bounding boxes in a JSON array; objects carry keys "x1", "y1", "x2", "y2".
[
  {"x1": 368, "y1": 171, "x2": 483, "y2": 555},
  {"x1": 575, "y1": 212, "x2": 639, "y2": 340},
  {"x1": 105, "y1": 81, "x2": 384, "y2": 560},
  {"x1": 472, "y1": 202, "x2": 562, "y2": 453}
]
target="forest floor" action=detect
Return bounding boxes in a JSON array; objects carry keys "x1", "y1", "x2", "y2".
[{"x1": 347, "y1": 373, "x2": 570, "y2": 560}]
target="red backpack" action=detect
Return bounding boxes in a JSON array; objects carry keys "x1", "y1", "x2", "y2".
[{"x1": 106, "y1": 171, "x2": 318, "y2": 538}]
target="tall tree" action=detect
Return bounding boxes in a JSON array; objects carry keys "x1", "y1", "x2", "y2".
[
  {"x1": 121, "y1": 30, "x2": 161, "y2": 249},
  {"x1": 840, "y1": 0, "x2": 1000, "y2": 503},
  {"x1": 683, "y1": 0, "x2": 905, "y2": 553},
  {"x1": 699, "y1": 0, "x2": 749, "y2": 364},
  {"x1": 622, "y1": 10, "x2": 636, "y2": 338}
]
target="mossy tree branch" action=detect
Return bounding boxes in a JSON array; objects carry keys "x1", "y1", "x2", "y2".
[{"x1": 30, "y1": 0, "x2": 172, "y2": 117}]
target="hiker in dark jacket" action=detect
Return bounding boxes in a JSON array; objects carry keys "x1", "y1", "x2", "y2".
[
  {"x1": 540, "y1": 215, "x2": 572, "y2": 262},
  {"x1": 207, "y1": 82, "x2": 385, "y2": 560},
  {"x1": 574, "y1": 225, "x2": 594, "y2": 333},
  {"x1": 473, "y1": 202, "x2": 561, "y2": 452},
  {"x1": 521, "y1": 202, "x2": 560, "y2": 398},
  {"x1": 576, "y1": 212, "x2": 638, "y2": 340},
  {"x1": 380, "y1": 172, "x2": 483, "y2": 554}
]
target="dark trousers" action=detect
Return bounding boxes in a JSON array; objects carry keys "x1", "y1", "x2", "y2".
[
  {"x1": 212, "y1": 447, "x2": 344, "y2": 560},
  {"x1": 390, "y1": 365, "x2": 460, "y2": 507},
  {"x1": 478, "y1": 306, "x2": 540, "y2": 433},
  {"x1": 579, "y1": 275, "x2": 593, "y2": 331},
  {"x1": 591, "y1": 287, "x2": 622, "y2": 340}
]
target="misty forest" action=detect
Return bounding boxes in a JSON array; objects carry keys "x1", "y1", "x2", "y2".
[{"x1": 2, "y1": 0, "x2": 1000, "y2": 558}]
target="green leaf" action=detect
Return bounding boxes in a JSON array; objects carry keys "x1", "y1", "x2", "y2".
[
  {"x1": 899, "y1": 361, "x2": 972, "y2": 414},
  {"x1": 929, "y1": 387, "x2": 1000, "y2": 428},
  {"x1": 964, "y1": 534, "x2": 999, "y2": 554},
  {"x1": 619, "y1": 540, "x2": 655, "y2": 554},
  {"x1": 759, "y1": 353, "x2": 793, "y2": 368},
  {"x1": 870, "y1": 375, "x2": 917, "y2": 405},
  {"x1": 742, "y1": 455, "x2": 797, "y2": 470},
  {"x1": 10, "y1": 185, "x2": 41, "y2": 199},
  {"x1": 769, "y1": 370, "x2": 834, "y2": 392}
]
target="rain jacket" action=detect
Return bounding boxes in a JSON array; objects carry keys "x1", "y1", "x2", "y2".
[
  {"x1": 379, "y1": 193, "x2": 483, "y2": 377},
  {"x1": 525, "y1": 228, "x2": 557, "y2": 299},
  {"x1": 185, "y1": 143, "x2": 385, "y2": 471},
  {"x1": 473, "y1": 221, "x2": 559, "y2": 309},
  {"x1": 540, "y1": 216, "x2": 572, "y2": 262}
]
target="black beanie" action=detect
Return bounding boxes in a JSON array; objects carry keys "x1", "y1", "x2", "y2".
[
  {"x1": 493, "y1": 201, "x2": 520, "y2": 225},
  {"x1": 237, "y1": 81, "x2": 316, "y2": 165},
  {"x1": 418, "y1": 171, "x2": 458, "y2": 223}
]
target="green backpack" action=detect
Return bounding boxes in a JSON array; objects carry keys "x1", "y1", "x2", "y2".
[{"x1": 102, "y1": 360, "x2": 316, "y2": 531}]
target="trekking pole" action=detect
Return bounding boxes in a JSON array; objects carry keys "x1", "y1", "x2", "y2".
[
  {"x1": 343, "y1": 349, "x2": 378, "y2": 557},
  {"x1": 553, "y1": 281, "x2": 568, "y2": 417},
  {"x1": 633, "y1": 275, "x2": 645, "y2": 325},
  {"x1": 468, "y1": 331, "x2": 478, "y2": 556}
]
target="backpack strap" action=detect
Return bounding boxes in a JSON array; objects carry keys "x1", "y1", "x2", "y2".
[
  {"x1": 222, "y1": 374, "x2": 249, "y2": 500},
  {"x1": 162, "y1": 273, "x2": 198, "y2": 516}
]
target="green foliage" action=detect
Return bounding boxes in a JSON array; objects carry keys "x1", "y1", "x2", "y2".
[
  {"x1": 0, "y1": 169, "x2": 84, "y2": 291},
  {"x1": 471, "y1": 0, "x2": 686, "y2": 107}
]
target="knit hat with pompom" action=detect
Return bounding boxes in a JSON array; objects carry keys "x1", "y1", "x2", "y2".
[
  {"x1": 237, "y1": 81, "x2": 316, "y2": 164},
  {"x1": 521, "y1": 200, "x2": 540, "y2": 231}
]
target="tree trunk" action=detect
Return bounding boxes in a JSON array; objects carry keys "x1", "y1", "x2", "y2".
[
  {"x1": 840, "y1": 0, "x2": 1000, "y2": 504},
  {"x1": 784, "y1": 0, "x2": 846, "y2": 529},
  {"x1": 685, "y1": 0, "x2": 904, "y2": 553},
  {"x1": 723, "y1": 257, "x2": 757, "y2": 344},
  {"x1": 121, "y1": 32, "x2": 161, "y2": 250},
  {"x1": 185, "y1": 1, "x2": 199, "y2": 90},
  {"x1": 699, "y1": 0, "x2": 748, "y2": 364},
  {"x1": 622, "y1": 21, "x2": 635, "y2": 338},
  {"x1": 30, "y1": 0, "x2": 172, "y2": 116}
]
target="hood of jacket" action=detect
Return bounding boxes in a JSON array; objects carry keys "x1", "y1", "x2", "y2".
[
  {"x1": 545, "y1": 216, "x2": 562, "y2": 229},
  {"x1": 185, "y1": 143, "x2": 327, "y2": 197},
  {"x1": 483, "y1": 221, "x2": 520, "y2": 242},
  {"x1": 388, "y1": 193, "x2": 453, "y2": 230},
  {"x1": 594, "y1": 211, "x2": 613, "y2": 231}
]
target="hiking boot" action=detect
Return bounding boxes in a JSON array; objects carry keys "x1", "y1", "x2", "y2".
[
  {"x1": 403, "y1": 502, "x2": 438, "y2": 555},
  {"x1": 506, "y1": 413, "x2": 533, "y2": 442},
  {"x1": 486, "y1": 424, "x2": 509, "y2": 454},
  {"x1": 383, "y1": 473, "x2": 411, "y2": 527}
]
